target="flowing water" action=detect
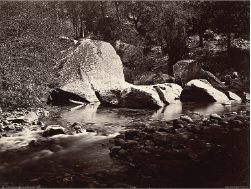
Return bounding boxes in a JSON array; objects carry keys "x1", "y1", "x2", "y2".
[{"x1": 0, "y1": 101, "x2": 249, "y2": 187}]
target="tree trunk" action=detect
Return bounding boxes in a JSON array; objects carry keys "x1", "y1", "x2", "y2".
[
  {"x1": 115, "y1": 1, "x2": 120, "y2": 21},
  {"x1": 79, "y1": 17, "x2": 84, "y2": 38},
  {"x1": 198, "y1": 27, "x2": 203, "y2": 47}
]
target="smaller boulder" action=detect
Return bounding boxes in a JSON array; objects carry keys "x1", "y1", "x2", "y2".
[
  {"x1": 24, "y1": 112, "x2": 39, "y2": 123},
  {"x1": 173, "y1": 60, "x2": 203, "y2": 86},
  {"x1": 180, "y1": 79, "x2": 230, "y2": 104},
  {"x1": 210, "y1": 114, "x2": 222, "y2": 121},
  {"x1": 42, "y1": 125, "x2": 65, "y2": 137},
  {"x1": 114, "y1": 138, "x2": 126, "y2": 146},
  {"x1": 180, "y1": 115, "x2": 194, "y2": 123}
]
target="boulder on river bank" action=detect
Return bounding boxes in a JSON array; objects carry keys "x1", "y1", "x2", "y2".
[
  {"x1": 48, "y1": 39, "x2": 248, "y2": 109},
  {"x1": 49, "y1": 39, "x2": 184, "y2": 109},
  {"x1": 180, "y1": 79, "x2": 230, "y2": 104},
  {"x1": 173, "y1": 59, "x2": 225, "y2": 89}
]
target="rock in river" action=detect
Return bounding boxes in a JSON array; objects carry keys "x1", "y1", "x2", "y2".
[{"x1": 42, "y1": 125, "x2": 65, "y2": 137}]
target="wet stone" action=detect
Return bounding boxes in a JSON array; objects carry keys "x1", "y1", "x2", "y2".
[
  {"x1": 29, "y1": 140, "x2": 42, "y2": 147},
  {"x1": 115, "y1": 134, "x2": 125, "y2": 139},
  {"x1": 125, "y1": 130, "x2": 139, "y2": 139},
  {"x1": 143, "y1": 134, "x2": 154, "y2": 141},
  {"x1": 73, "y1": 126, "x2": 81, "y2": 130},
  {"x1": 153, "y1": 133, "x2": 170, "y2": 146},
  {"x1": 64, "y1": 173, "x2": 71, "y2": 177},
  {"x1": 122, "y1": 140, "x2": 138, "y2": 150},
  {"x1": 210, "y1": 114, "x2": 222, "y2": 120},
  {"x1": 4, "y1": 124, "x2": 15, "y2": 130},
  {"x1": 218, "y1": 120, "x2": 229, "y2": 126},
  {"x1": 140, "y1": 149, "x2": 150, "y2": 155},
  {"x1": 143, "y1": 127, "x2": 156, "y2": 134},
  {"x1": 86, "y1": 128, "x2": 95, "y2": 132},
  {"x1": 229, "y1": 119, "x2": 243, "y2": 129},
  {"x1": 144, "y1": 140, "x2": 154, "y2": 147},
  {"x1": 114, "y1": 138, "x2": 125, "y2": 146},
  {"x1": 42, "y1": 125, "x2": 65, "y2": 137},
  {"x1": 118, "y1": 149, "x2": 129, "y2": 158},
  {"x1": 173, "y1": 119, "x2": 184, "y2": 128},
  {"x1": 110, "y1": 146, "x2": 121, "y2": 156},
  {"x1": 180, "y1": 115, "x2": 194, "y2": 123},
  {"x1": 158, "y1": 128, "x2": 167, "y2": 132}
]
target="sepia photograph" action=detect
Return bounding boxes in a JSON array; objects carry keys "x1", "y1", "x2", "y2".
[{"x1": 0, "y1": 1, "x2": 249, "y2": 188}]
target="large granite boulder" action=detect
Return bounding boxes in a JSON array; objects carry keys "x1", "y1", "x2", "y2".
[
  {"x1": 180, "y1": 79, "x2": 230, "y2": 104},
  {"x1": 57, "y1": 39, "x2": 125, "y2": 102},
  {"x1": 50, "y1": 39, "x2": 167, "y2": 109}
]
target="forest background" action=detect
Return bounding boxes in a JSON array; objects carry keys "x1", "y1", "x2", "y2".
[{"x1": 0, "y1": 1, "x2": 249, "y2": 110}]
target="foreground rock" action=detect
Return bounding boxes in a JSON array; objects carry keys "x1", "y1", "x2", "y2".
[
  {"x1": 109, "y1": 110, "x2": 250, "y2": 161},
  {"x1": 180, "y1": 79, "x2": 230, "y2": 104},
  {"x1": 108, "y1": 110, "x2": 249, "y2": 187}
]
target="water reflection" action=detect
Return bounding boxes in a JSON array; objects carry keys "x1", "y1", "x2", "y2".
[
  {"x1": 152, "y1": 101, "x2": 182, "y2": 121},
  {"x1": 61, "y1": 100, "x2": 249, "y2": 123}
]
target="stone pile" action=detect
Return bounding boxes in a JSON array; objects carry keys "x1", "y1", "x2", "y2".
[{"x1": 108, "y1": 110, "x2": 250, "y2": 160}]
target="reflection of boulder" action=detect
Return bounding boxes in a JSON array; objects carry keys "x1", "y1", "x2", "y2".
[
  {"x1": 180, "y1": 79, "x2": 230, "y2": 104},
  {"x1": 152, "y1": 101, "x2": 182, "y2": 121}
]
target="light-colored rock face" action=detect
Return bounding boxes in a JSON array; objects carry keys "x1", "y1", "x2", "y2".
[
  {"x1": 58, "y1": 39, "x2": 125, "y2": 102},
  {"x1": 98, "y1": 83, "x2": 164, "y2": 109},
  {"x1": 61, "y1": 79, "x2": 99, "y2": 102},
  {"x1": 180, "y1": 79, "x2": 230, "y2": 104},
  {"x1": 173, "y1": 60, "x2": 203, "y2": 85},
  {"x1": 153, "y1": 83, "x2": 183, "y2": 104}
]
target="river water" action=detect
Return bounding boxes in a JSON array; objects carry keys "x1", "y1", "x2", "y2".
[{"x1": 0, "y1": 101, "x2": 249, "y2": 187}]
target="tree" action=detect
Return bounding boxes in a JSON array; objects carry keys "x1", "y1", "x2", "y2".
[
  {"x1": 154, "y1": 2, "x2": 190, "y2": 75},
  {"x1": 187, "y1": 1, "x2": 216, "y2": 47},
  {"x1": 211, "y1": 1, "x2": 250, "y2": 52}
]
